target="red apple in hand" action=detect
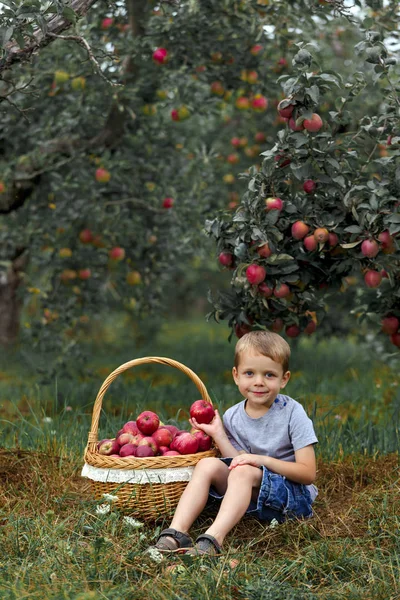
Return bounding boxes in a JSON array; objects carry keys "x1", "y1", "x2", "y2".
[
  {"x1": 136, "y1": 411, "x2": 160, "y2": 435},
  {"x1": 170, "y1": 432, "x2": 199, "y2": 454},
  {"x1": 98, "y1": 439, "x2": 120, "y2": 455},
  {"x1": 189, "y1": 400, "x2": 215, "y2": 424}
]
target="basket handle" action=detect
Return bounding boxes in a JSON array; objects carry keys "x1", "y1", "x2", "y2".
[{"x1": 86, "y1": 356, "x2": 212, "y2": 452}]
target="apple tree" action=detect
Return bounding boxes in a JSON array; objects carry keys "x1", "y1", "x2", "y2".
[{"x1": 206, "y1": 2, "x2": 400, "y2": 351}]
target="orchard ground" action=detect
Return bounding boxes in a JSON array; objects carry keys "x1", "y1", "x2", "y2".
[{"x1": 0, "y1": 319, "x2": 399, "y2": 600}]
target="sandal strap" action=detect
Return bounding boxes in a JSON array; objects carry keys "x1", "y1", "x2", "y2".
[
  {"x1": 195, "y1": 534, "x2": 222, "y2": 554},
  {"x1": 158, "y1": 528, "x2": 193, "y2": 548}
]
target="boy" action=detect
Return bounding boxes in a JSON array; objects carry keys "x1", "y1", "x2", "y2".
[{"x1": 153, "y1": 330, "x2": 318, "y2": 556}]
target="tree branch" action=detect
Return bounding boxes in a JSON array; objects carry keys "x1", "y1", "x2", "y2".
[{"x1": 0, "y1": 0, "x2": 98, "y2": 74}]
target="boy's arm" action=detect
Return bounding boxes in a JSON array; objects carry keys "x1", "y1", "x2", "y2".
[
  {"x1": 228, "y1": 445, "x2": 317, "y2": 485},
  {"x1": 190, "y1": 410, "x2": 244, "y2": 457}
]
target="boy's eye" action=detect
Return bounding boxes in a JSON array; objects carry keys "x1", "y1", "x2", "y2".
[{"x1": 244, "y1": 371, "x2": 253, "y2": 376}]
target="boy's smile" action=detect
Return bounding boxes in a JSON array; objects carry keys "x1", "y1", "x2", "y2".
[{"x1": 232, "y1": 351, "x2": 290, "y2": 415}]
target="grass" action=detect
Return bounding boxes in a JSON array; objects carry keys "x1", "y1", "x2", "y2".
[{"x1": 0, "y1": 318, "x2": 399, "y2": 599}]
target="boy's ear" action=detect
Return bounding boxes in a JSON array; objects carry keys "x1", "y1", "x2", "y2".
[
  {"x1": 232, "y1": 366, "x2": 239, "y2": 385},
  {"x1": 280, "y1": 370, "x2": 291, "y2": 389}
]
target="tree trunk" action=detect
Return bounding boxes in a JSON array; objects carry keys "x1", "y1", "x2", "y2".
[{"x1": 0, "y1": 253, "x2": 27, "y2": 345}]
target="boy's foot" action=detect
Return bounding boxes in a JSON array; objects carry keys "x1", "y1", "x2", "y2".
[
  {"x1": 184, "y1": 534, "x2": 222, "y2": 556},
  {"x1": 153, "y1": 528, "x2": 193, "y2": 553}
]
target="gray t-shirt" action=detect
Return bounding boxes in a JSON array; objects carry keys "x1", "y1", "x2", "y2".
[{"x1": 223, "y1": 394, "x2": 318, "y2": 500}]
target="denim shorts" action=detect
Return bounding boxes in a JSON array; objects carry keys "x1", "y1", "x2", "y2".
[{"x1": 208, "y1": 457, "x2": 314, "y2": 523}]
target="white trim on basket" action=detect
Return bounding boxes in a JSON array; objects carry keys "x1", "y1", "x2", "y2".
[{"x1": 81, "y1": 463, "x2": 194, "y2": 484}]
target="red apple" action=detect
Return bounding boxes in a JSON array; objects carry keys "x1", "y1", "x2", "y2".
[
  {"x1": 390, "y1": 332, "x2": 400, "y2": 348},
  {"x1": 171, "y1": 109, "x2": 180, "y2": 121},
  {"x1": 235, "y1": 323, "x2": 252, "y2": 338},
  {"x1": 227, "y1": 153, "x2": 240, "y2": 164},
  {"x1": 189, "y1": 400, "x2": 215, "y2": 425},
  {"x1": 265, "y1": 197, "x2": 283, "y2": 211},
  {"x1": 258, "y1": 282, "x2": 273, "y2": 297},
  {"x1": 328, "y1": 232, "x2": 339, "y2": 247},
  {"x1": 361, "y1": 239, "x2": 379, "y2": 258},
  {"x1": 304, "y1": 235, "x2": 318, "y2": 251},
  {"x1": 231, "y1": 137, "x2": 241, "y2": 147},
  {"x1": 109, "y1": 247, "x2": 125, "y2": 260},
  {"x1": 274, "y1": 154, "x2": 291, "y2": 168},
  {"x1": 378, "y1": 230, "x2": 394, "y2": 251},
  {"x1": 303, "y1": 113, "x2": 323, "y2": 132},
  {"x1": 254, "y1": 132, "x2": 266, "y2": 143},
  {"x1": 257, "y1": 242, "x2": 272, "y2": 258},
  {"x1": 78, "y1": 268, "x2": 91, "y2": 280},
  {"x1": 136, "y1": 411, "x2": 160, "y2": 435},
  {"x1": 170, "y1": 432, "x2": 199, "y2": 455},
  {"x1": 273, "y1": 283, "x2": 290, "y2": 298},
  {"x1": 190, "y1": 429, "x2": 212, "y2": 451},
  {"x1": 218, "y1": 252, "x2": 234, "y2": 267},
  {"x1": 210, "y1": 81, "x2": 225, "y2": 95},
  {"x1": 271, "y1": 318, "x2": 284, "y2": 332},
  {"x1": 163, "y1": 450, "x2": 181, "y2": 456},
  {"x1": 95, "y1": 168, "x2": 111, "y2": 183},
  {"x1": 135, "y1": 445, "x2": 155, "y2": 457},
  {"x1": 122, "y1": 421, "x2": 139, "y2": 435},
  {"x1": 289, "y1": 117, "x2": 304, "y2": 131},
  {"x1": 101, "y1": 17, "x2": 114, "y2": 29},
  {"x1": 314, "y1": 228, "x2": 329, "y2": 243},
  {"x1": 152, "y1": 48, "x2": 168, "y2": 64},
  {"x1": 79, "y1": 229, "x2": 93, "y2": 244},
  {"x1": 250, "y1": 44, "x2": 263, "y2": 56},
  {"x1": 286, "y1": 324, "x2": 301, "y2": 338},
  {"x1": 152, "y1": 427, "x2": 173, "y2": 448},
  {"x1": 364, "y1": 270, "x2": 382, "y2": 288},
  {"x1": 119, "y1": 443, "x2": 137, "y2": 457},
  {"x1": 251, "y1": 95, "x2": 268, "y2": 111},
  {"x1": 303, "y1": 180, "x2": 316, "y2": 194},
  {"x1": 159, "y1": 446, "x2": 170, "y2": 455},
  {"x1": 291, "y1": 221, "x2": 310, "y2": 240},
  {"x1": 246, "y1": 264, "x2": 266, "y2": 285},
  {"x1": 117, "y1": 432, "x2": 135, "y2": 447},
  {"x1": 382, "y1": 316, "x2": 399, "y2": 335},
  {"x1": 137, "y1": 436, "x2": 158, "y2": 454},
  {"x1": 235, "y1": 96, "x2": 250, "y2": 110},
  {"x1": 162, "y1": 197, "x2": 174, "y2": 208},
  {"x1": 98, "y1": 439, "x2": 120, "y2": 456},
  {"x1": 277, "y1": 100, "x2": 294, "y2": 119},
  {"x1": 162, "y1": 424, "x2": 180, "y2": 438},
  {"x1": 304, "y1": 320, "x2": 317, "y2": 335}
]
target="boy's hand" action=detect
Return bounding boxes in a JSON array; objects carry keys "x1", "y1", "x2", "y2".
[
  {"x1": 189, "y1": 409, "x2": 226, "y2": 441},
  {"x1": 228, "y1": 453, "x2": 264, "y2": 469}
]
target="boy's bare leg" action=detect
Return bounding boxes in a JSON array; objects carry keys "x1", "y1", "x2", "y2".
[
  {"x1": 164, "y1": 458, "x2": 229, "y2": 538},
  {"x1": 203, "y1": 465, "x2": 262, "y2": 547}
]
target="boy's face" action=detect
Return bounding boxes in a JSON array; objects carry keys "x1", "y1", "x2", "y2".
[{"x1": 232, "y1": 351, "x2": 290, "y2": 411}]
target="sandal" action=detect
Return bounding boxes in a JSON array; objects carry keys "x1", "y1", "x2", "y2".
[
  {"x1": 184, "y1": 534, "x2": 222, "y2": 556},
  {"x1": 153, "y1": 528, "x2": 193, "y2": 553}
]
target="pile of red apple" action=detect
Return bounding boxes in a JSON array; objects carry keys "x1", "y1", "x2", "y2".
[{"x1": 97, "y1": 400, "x2": 215, "y2": 458}]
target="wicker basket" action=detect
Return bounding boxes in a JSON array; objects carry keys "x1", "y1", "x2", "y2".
[{"x1": 82, "y1": 356, "x2": 219, "y2": 520}]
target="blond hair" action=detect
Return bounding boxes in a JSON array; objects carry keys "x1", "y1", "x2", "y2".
[{"x1": 234, "y1": 330, "x2": 290, "y2": 373}]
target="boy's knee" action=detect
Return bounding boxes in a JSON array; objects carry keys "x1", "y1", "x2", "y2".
[
  {"x1": 228, "y1": 464, "x2": 262, "y2": 486},
  {"x1": 194, "y1": 457, "x2": 226, "y2": 475}
]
